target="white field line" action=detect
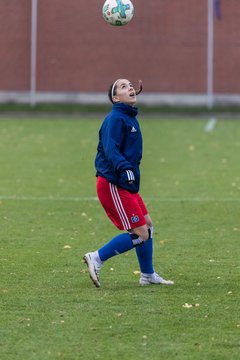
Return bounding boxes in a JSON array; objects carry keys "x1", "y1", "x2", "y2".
[
  {"x1": 204, "y1": 117, "x2": 218, "y2": 132},
  {"x1": 0, "y1": 195, "x2": 98, "y2": 202},
  {"x1": 0, "y1": 195, "x2": 239, "y2": 203}
]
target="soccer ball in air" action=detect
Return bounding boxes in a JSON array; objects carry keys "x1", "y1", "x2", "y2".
[{"x1": 102, "y1": 0, "x2": 134, "y2": 26}]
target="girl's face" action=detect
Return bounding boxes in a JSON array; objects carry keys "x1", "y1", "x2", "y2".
[{"x1": 113, "y1": 79, "x2": 136, "y2": 106}]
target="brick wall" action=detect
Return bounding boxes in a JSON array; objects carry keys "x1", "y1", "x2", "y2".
[
  {"x1": 0, "y1": 0, "x2": 239, "y2": 94},
  {"x1": 0, "y1": 0, "x2": 31, "y2": 90}
]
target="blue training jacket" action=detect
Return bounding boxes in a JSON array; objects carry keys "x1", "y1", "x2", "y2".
[{"x1": 95, "y1": 102, "x2": 142, "y2": 193}]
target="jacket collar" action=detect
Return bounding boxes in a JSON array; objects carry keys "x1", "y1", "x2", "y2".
[{"x1": 112, "y1": 102, "x2": 138, "y2": 117}]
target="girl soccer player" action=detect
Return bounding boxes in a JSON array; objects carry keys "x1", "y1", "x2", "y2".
[{"x1": 83, "y1": 78, "x2": 174, "y2": 288}]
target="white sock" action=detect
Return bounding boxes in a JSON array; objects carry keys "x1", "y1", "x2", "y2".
[
  {"x1": 142, "y1": 271, "x2": 155, "y2": 276},
  {"x1": 93, "y1": 250, "x2": 103, "y2": 264}
]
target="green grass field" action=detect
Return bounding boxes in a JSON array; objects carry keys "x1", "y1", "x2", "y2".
[{"x1": 1, "y1": 116, "x2": 239, "y2": 360}]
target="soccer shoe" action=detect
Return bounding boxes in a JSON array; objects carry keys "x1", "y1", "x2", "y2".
[
  {"x1": 83, "y1": 252, "x2": 102, "y2": 288},
  {"x1": 139, "y1": 272, "x2": 174, "y2": 286}
]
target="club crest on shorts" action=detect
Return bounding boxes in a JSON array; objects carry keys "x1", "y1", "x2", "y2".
[{"x1": 131, "y1": 215, "x2": 139, "y2": 223}]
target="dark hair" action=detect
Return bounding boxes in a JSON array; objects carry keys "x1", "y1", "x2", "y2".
[{"x1": 108, "y1": 83, "x2": 116, "y2": 104}]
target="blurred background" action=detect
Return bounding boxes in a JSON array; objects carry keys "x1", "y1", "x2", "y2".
[{"x1": 0, "y1": 0, "x2": 239, "y2": 107}]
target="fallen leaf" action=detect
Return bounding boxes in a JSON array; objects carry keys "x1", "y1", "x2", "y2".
[
  {"x1": 133, "y1": 270, "x2": 140, "y2": 275},
  {"x1": 183, "y1": 303, "x2": 193, "y2": 308},
  {"x1": 64, "y1": 245, "x2": 71, "y2": 249}
]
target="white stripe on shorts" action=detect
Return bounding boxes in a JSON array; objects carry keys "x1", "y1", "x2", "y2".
[{"x1": 109, "y1": 183, "x2": 131, "y2": 230}]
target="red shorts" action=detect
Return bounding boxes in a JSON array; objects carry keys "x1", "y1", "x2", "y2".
[{"x1": 96, "y1": 176, "x2": 148, "y2": 230}]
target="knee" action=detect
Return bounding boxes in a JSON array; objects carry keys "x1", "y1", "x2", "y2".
[
  {"x1": 131, "y1": 225, "x2": 151, "y2": 242},
  {"x1": 137, "y1": 227, "x2": 150, "y2": 242}
]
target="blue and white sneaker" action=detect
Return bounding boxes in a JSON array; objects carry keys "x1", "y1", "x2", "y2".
[
  {"x1": 83, "y1": 252, "x2": 102, "y2": 288},
  {"x1": 139, "y1": 272, "x2": 174, "y2": 286}
]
